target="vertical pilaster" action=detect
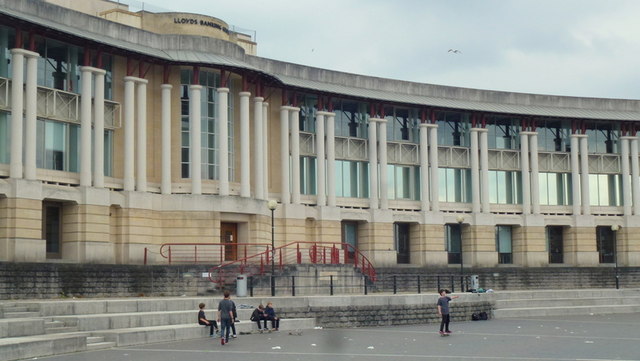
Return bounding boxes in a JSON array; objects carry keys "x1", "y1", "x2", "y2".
[
  {"x1": 479, "y1": 128, "x2": 490, "y2": 213},
  {"x1": 378, "y1": 118, "x2": 388, "y2": 210},
  {"x1": 570, "y1": 134, "x2": 581, "y2": 215},
  {"x1": 631, "y1": 137, "x2": 640, "y2": 215},
  {"x1": 620, "y1": 137, "x2": 632, "y2": 216},
  {"x1": 80, "y1": 66, "x2": 93, "y2": 187},
  {"x1": 217, "y1": 87, "x2": 230, "y2": 196},
  {"x1": 24, "y1": 53, "x2": 38, "y2": 180},
  {"x1": 253, "y1": 97, "x2": 264, "y2": 199},
  {"x1": 316, "y1": 111, "x2": 327, "y2": 206},
  {"x1": 419, "y1": 123, "x2": 430, "y2": 212},
  {"x1": 291, "y1": 107, "x2": 301, "y2": 204},
  {"x1": 239, "y1": 91, "x2": 251, "y2": 197},
  {"x1": 470, "y1": 129, "x2": 481, "y2": 213},
  {"x1": 135, "y1": 79, "x2": 148, "y2": 192},
  {"x1": 9, "y1": 49, "x2": 25, "y2": 178},
  {"x1": 529, "y1": 132, "x2": 540, "y2": 214},
  {"x1": 428, "y1": 124, "x2": 440, "y2": 212},
  {"x1": 262, "y1": 102, "x2": 269, "y2": 197},
  {"x1": 280, "y1": 106, "x2": 291, "y2": 204},
  {"x1": 189, "y1": 84, "x2": 203, "y2": 195},
  {"x1": 579, "y1": 135, "x2": 590, "y2": 215},
  {"x1": 161, "y1": 84, "x2": 173, "y2": 194},
  {"x1": 93, "y1": 69, "x2": 106, "y2": 188},
  {"x1": 123, "y1": 77, "x2": 136, "y2": 191},
  {"x1": 368, "y1": 118, "x2": 379, "y2": 209},
  {"x1": 326, "y1": 112, "x2": 337, "y2": 207},
  {"x1": 520, "y1": 132, "x2": 531, "y2": 214}
]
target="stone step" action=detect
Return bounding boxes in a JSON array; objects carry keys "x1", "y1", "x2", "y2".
[
  {"x1": 2, "y1": 312, "x2": 40, "y2": 319},
  {"x1": 492, "y1": 304, "x2": 640, "y2": 319},
  {"x1": 45, "y1": 326, "x2": 80, "y2": 334},
  {"x1": 494, "y1": 296, "x2": 640, "y2": 309},
  {"x1": 86, "y1": 341, "x2": 116, "y2": 351}
]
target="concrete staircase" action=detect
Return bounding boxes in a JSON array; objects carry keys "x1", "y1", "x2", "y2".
[
  {"x1": 0, "y1": 296, "x2": 316, "y2": 361},
  {"x1": 491, "y1": 288, "x2": 640, "y2": 318}
]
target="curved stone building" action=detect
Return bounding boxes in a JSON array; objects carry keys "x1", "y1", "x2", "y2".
[{"x1": 0, "y1": 0, "x2": 639, "y2": 270}]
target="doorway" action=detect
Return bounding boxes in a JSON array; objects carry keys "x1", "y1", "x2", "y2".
[
  {"x1": 220, "y1": 222, "x2": 238, "y2": 261},
  {"x1": 341, "y1": 221, "x2": 358, "y2": 262},
  {"x1": 394, "y1": 223, "x2": 410, "y2": 264},
  {"x1": 547, "y1": 226, "x2": 564, "y2": 264},
  {"x1": 43, "y1": 201, "x2": 62, "y2": 259}
]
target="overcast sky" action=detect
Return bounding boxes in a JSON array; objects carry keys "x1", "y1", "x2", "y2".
[{"x1": 138, "y1": 0, "x2": 640, "y2": 100}]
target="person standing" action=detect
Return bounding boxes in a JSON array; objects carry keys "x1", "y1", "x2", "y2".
[
  {"x1": 197, "y1": 302, "x2": 218, "y2": 337},
  {"x1": 437, "y1": 289, "x2": 459, "y2": 335},
  {"x1": 217, "y1": 290, "x2": 234, "y2": 345}
]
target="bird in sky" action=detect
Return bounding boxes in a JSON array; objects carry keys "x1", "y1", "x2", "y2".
[{"x1": 448, "y1": 49, "x2": 462, "y2": 54}]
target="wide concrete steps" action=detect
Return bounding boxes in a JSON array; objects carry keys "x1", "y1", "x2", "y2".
[{"x1": 490, "y1": 288, "x2": 640, "y2": 319}]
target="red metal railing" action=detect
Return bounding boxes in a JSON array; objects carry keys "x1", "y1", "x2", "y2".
[{"x1": 207, "y1": 241, "x2": 376, "y2": 286}]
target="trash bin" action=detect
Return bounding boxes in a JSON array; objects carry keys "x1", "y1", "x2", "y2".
[
  {"x1": 469, "y1": 274, "x2": 479, "y2": 291},
  {"x1": 236, "y1": 274, "x2": 247, "y2": 297}
]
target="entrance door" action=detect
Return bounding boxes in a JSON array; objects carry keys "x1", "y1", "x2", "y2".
[
  {"x1": 547, "y1": 226, "x2": 564, "y2": 264},
  {"x1": 43, "y1": 202, "x2": 62, "y2": 259},
  {"x1": 220, "y1": 223, "x2": 238, "y2": 261},
  {"x1": 596, "y1": 226, "x2": 615, "y2": 263},
  {"x1": 394, "y1": 223, "x2": 410, "y2": 264},
  {"x1": 342, "y1": 221, "x2": 358, "y2": 262}
]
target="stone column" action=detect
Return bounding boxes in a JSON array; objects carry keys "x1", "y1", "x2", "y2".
[
  {"x1": 253, "y1": 97, "x2": 264, "y2": 199},
  {"x1": 579, "y1": 135, "x2": 590, "y2": 215},
  {"x1": 93, "y1": 69, "x2": 106, "y2": 188},
  {"x1": 9, "y1": 49, "x2": 26, "y2": 178},
  {"x1": 419, "y1": 123, "x2": 430, "y2": 212},
  {"x1": 23, "y1": 53, "x2": 38, "y2": 180},
  {"x1": 262, "y1": 102, "x2": 269, "y2": 198},
  {"x1": 280, "y1": 106, "x2": 291, "y2": 204},
  {"x1": 80, "y1": 67, "x2": 93, "y2": 187},
  {"x1": 316, "y1": 111, "x2": 327, "y2": 206},
  {"x1": 520, "y1": 131, "x2": 531, "y2": 214},
  {"x1": 479, "y1": 128, "x2": 490, "y2": 213},
  {"x1": 326, "y1": 112, "x2": 337, "y2": 207},
  {"x1": 470, "y1": 128, "x2": 481, "y2": 213},
  {"x1": 368, "y1": 118, "x2": 379, "y2": 209},
  {"x1": 570, "y1": 134, "x2": 581, "y2": 215},
  {"x1": 239, "y1": 91, "x2": 251, "y2": 197},
  {"x1": 189, "y1": 84, "x2": 203, "y2": 195},
  {"x1": 217, "y1": 87, "x2": 229, "y2": 196},
  {"x1": 135, "y1": 79, "x2": 148, "y2": 192},
  {"x1": 123, "y1": 76, "x2": 136, "y2": 191},
  {"x1": 290, "y1": 107, "x2": 301, "y2": 204},
  {"x1": 620, "y1": 137, "x2": 632, "y2": 216},
  {"x1": 529, "y1": 132, "x2": 540, "y2": 214},
  {"x1": 161, "y1": 84, "x2": 172, "y2": 194},
  {"x1": 631, "y1": 137, "x2": 640, "y2": 215},
  {"x1": 428, "y1": 124, "x2": 440, "y2": 212},
  {"x1": 378, "y1": 118, "x2": 388, "y2": 210}
]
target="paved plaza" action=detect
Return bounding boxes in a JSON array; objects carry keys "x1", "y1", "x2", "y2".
[{"x1": 32, "y1": 313, "x2": 640, "y2": 361}]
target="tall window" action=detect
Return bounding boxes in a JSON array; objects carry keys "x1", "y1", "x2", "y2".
[
  {"x1": 436, "y1": 111, "x2": 470, "y2": 146},
  {"x1": 387, "y1": 165, "x2": 420, "y2": 200},
  {"x1": 539, "y1": 172, "x2": 572, "y2": 205},
  {"x1": 489, "y1": 170, "x2": 522, "y2": 204},
  {"x1": 0, "y1": 26, "x2": 15, "y2": 78},
  {"x1": 0, "y1": 111, "x2": 8, "y2": 164},
  {"x1": 333, "y1": 100, "x2": 368, "y2": 138},
  {"x1": 299, "y1": 95, "x2": 317, "y2": 133},
  {"x1": 445, "y1": 224, "x2": 462, "y2": 264},
  {"x1": 537, "y1": 119, "x2": 571, "y2": 152},
  {"x1": 335, "y1": 160, "x2": 369, "y2": 198},
  {"x1": 589, "y1": 174, "x2": 621, "y2": 206},
  {"x1": 300, "y1": 156, "x2": 317, "y2": 195},
  {"x1": 439, "y1": 168, "x2": 471, "y2": 203},
  {"x1": 485, "y1": 116, "x2": 520, "y2": 150},
  {"x1": 586, "y1": 123, "x2": 619, "y2": 154},
  {"x1": 180, "y1": 69, "x2": 234, "y2": 180},
  {"x1": 36, "y1": 119, "x2": 79, "y2": 172},
  {"x1": 495, "y1": 225, "x2": 512, "y2": 264},
  {"x1": 383, "y1": 107, "x2": 419, "y2": 142}
]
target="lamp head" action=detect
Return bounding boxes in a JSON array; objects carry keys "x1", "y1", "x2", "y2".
[
  {"x1": 611, "y1": 224, "x2": 620, "y2": 232},
  {"x1": 267, "y1": 199, "x2": 278, "y2": 211},
  {"x1": 456, "y1": 215, "x2": 465, "y2": 224}
]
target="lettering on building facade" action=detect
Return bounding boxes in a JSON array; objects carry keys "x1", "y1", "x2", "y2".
[{"x1": 173, "y1": 18, "x2": 230, "y2": 34}]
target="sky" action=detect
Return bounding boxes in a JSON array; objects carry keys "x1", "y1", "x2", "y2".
[{"x1": 135, "y1": 0, "x2": 640, "y2": 100}]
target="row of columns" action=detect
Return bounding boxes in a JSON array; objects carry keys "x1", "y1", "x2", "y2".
[{"x1": 618, "y1": 136, "x2": 640, "y2": 216}]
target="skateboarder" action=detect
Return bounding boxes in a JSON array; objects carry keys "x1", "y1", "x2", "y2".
[{"x1": 437, "y1": 289, "x2": 459, "y2": 335}]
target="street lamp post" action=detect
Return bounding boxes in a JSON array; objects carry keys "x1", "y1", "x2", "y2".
[
  {"x1": 267, "y1": 200, "x2": 278, "y2": 296},
  {"x1": 611, "y1": 224, "x2": 620, "y2": 289},
  {"x1": 456, "y1": 215, "x2": 465, "y2": 292}
]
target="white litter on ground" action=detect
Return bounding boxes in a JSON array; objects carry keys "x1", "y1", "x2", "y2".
[
  {"x1": 367, "y1": 346, "x2": 375, "y2": 350},
  {"x1": 272, "y1": 346, "x2": 282, "y2": 350}
]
